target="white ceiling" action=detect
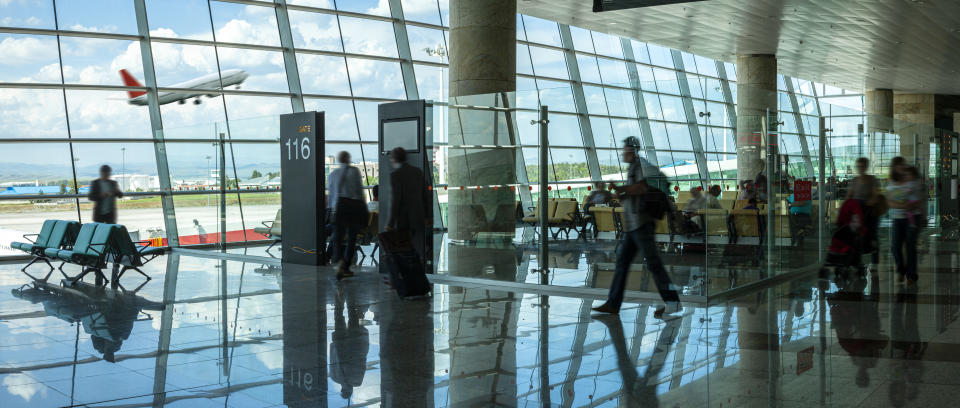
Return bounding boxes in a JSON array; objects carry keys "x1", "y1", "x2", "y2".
[{"x1": 519, "y1": 0, "x2": 960, "y2": 94}]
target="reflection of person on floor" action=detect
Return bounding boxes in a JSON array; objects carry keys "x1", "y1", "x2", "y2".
[
  {"x1": 330, "y1": 282, "x2": 370, "y2": 400},
  {"x1": 596, "y1": 313, "x2": 682, "y2": 407},
  {"x1": 889, "y1": 284, "x2": 926, "y2": 406},
  {"x1": 828, "y1": 275, "x2": 887, "y2": 388},
  {"x1": 593, "y1": 137, "x2": 681, "y2": 318}
]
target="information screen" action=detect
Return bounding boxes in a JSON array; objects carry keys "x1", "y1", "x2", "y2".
[{"x1": 382, "y1": 119, "x2": 419, "y2": 153}]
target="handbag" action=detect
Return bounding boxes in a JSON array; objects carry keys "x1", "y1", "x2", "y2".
[
  {"x1": 378, "y1": 229, "x2": 414, "y2": 253},
  {"x1": 334, "y1": 197, "x2": 368, "y2": 227}
]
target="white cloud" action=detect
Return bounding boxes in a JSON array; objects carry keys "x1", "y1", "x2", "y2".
[
  {"x1": 2, "y1": 373, "x2": 47, "y2": 402},
  {"x1": 0, "y1": 36, "x2": 58, "y2": 65}
]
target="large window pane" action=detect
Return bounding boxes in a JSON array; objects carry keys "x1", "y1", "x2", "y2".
[
  {"x1": 665, "y1": 123, "x2": 693, "y2": 150},
  {"x1": 536, "y1": 79, "x2": 575, "y2": 113},
  {"x1": 528, "y1": 46, "x2": 567, "y2": 79},
  {"x1": 354, "y1": 101, "x2": 381, "y2": 142},
  {"x1": 216, "y1": 47, "x2": 288, "y2": 93},
  {"x1": 297, "y1": 53, "x2": 351, "y2": 95},
  {"x1": 413, "y1": 64, "x2": 446, "y2": 101},
  {"x1": 0, "y1": 34, "x2": 60, "y2": 83},
  {"x1": 59, "y1": 37, "x2": 143, "y2": 86},
  {"x1": 591, "y1": 32, "x2": 623, "y2": 58},
  {"x1": 605, "y1": 88, "x2": 637, "y2": 118},
  {"x1": 339, "y1": 16, "x2": 399, "y2": 57},
  {"x1": 550, "y1": 148, "x2": 590, "y2": 181},
  {"x1": 0, "y1": 0, "x2": 55, "y2": 29},
  {"x1": 582, "y1": 85, "x2": 607, "y2": 115},
  {"x1": 407, "y1": 25, "x2": 447, "y2": 63},
  {"x1": 222, "y1": 97, "x2": 291, "y2": 139},
  {"x1": 652, "y1": 67, "x2": 680, "y2": 95},
  {"x1": 0, "y1": 88, "x2": 69, "y2": 139},
  {"x1": 568, "y1": 26, "x2": 593, "y2": 52},
  {"x1": 589, "y1": 116, "x2": 614, "y2": 148},
  {"x1": 288, "y1": 10, "x2": 342, "y2": 51},
  {"x1": 597, "y1": 148, "x2": 623, "y2": 179},
  {"x1": 336, "y1": 0, "x2": 390, "y2": 17},
  {"x1": 146, "y1": 0, "x2": 214, "y2": 40},
  {"x1": 65, "y1": 90, "x2": 153, "y2": 139},
  {"x1": 646, "y1": 43, "x2": 674, "y2": 68},
  {"x1": 401, "y1": 0, "x2": 442, "y2": 25},
  {"x1": 159, "y1": 95, "x2": 228, "y2": 139},
  {"x1": 546, "y1": 114, "x2": 583, "y2": 147},
  {"x1": 209, "y1": 2, "x2": 281, "y2": 47},
  {"x1": 305, "y1": 98, "x2": 359, "y2": 141},
  {"x1": 576, "y1": 54, "x2": 601, "y2": 84},
  {"x1": 597, "y1": 57, "x2": 628, "y2": 85},
  {"x1": 56, "y1": 0, "x2": 137, "y2": 34},
  {"x1": 517, "y1": 44, "x2": 534, "y2": 76},
  {"x1": 521, "y1": 15, "x2": 561, "y2": 47},
  {"x1": 609, "y1": 119, "x2": 641, "y2": 147},
  {"x1": 346, "y1": 58, "x2": 406, "y2": 99},
  {"x1": 72, "y1": 142, "x2": 158, "y2": 196},
  {"x1": 0, "y1": 143, "x2": 78, "y2": 253},
  {"x1": 659, "y1": 95, "x2": 687, "y2": 122},
  {"x1": 151, "y1": 43, "x2": 220, "y2": 88}
]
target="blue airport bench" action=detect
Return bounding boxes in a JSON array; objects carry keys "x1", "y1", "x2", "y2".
[
  {"x1": 46, "y1": 223, "x2": 116, "y2": 285},
  {"x1": 107, "y1": 224, "x2": 163, "y2": 282},
  {"x1": 11, "y1": 220, "x2": 81, "y2": 281}
]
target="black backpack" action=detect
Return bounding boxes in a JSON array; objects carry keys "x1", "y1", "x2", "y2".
[{"x1": 631, "y1": 159, "x2": 672, "y2": 220}]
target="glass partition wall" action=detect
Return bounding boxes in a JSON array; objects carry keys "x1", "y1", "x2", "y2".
[{"x1": 1, "y1": 0, "x2": 952, "y2": 298}]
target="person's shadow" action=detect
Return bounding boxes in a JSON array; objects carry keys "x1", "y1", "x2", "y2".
[{"x1": 594, "y1": 313, "x2": 683, "y2": 407}]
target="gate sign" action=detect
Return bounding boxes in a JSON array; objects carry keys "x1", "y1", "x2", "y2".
[
  {"x1": 794, "y1": 180, "x2": 812, "y2": 201},
  {"x1": 280, "y1": 111, "x2": 325, "y2": 265}
]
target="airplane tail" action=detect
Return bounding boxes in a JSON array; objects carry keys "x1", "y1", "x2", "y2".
[{"x1": 119, "y1": 69, "x2": 147, "y2": 99}]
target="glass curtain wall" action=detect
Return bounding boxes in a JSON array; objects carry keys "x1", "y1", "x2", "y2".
[{"x1": 0, "y1": 0, "x2": 872, "y2": 258}]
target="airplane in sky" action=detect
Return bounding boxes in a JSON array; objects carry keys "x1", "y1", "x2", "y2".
[{"x1": 120, "y1": 69, "x2": 249, "y2": 106}]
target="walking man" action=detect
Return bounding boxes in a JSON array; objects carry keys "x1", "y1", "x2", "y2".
[{"x1": 593, "y1": 137, "x2": 681, "y2": 318}]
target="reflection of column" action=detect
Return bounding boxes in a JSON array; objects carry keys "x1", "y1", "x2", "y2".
[
  {"x1": 281, "y1": 264, "x2": 327, "y2": 407},
  {"x1": 447, "y1": 0, "x2": 517, "y2": 240},
  {"x1": 735, "y1": 54, "x2": 777, "y2": 184},
  {"x1": 447, "y1": 276, "x2": 519, "y2": 405},
  {"x1": 151, "y1": 254, "x2": 180, "y2": 407},
  {"x1": 735, "y1": 289, "x2": 780, "y2": 403}
]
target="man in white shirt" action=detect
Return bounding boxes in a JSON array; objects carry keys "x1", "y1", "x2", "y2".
[{"x1": 327, "y1": 151, "x2": 367, "y2": 279}]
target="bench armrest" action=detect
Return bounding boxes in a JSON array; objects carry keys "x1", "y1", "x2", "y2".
[
  {"x1": 87, "y1": 241, "x2": 109, "y2": 256},
  {"x1": 133, "y1": 240, "x2": 154, "y2": 254},
  {"x1": 261, "y1": 220, "x2": 274, "y2": 228},
  {"x1": 22, "y1": 233, "x2": 39, "y2": 244}
]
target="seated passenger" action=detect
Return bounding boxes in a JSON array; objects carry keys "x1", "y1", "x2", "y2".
[
  {"x1": 584, "y1": 182, "x2": 613, "y2": 211},
  {"x1": 744, "y1": 198, "x2": 759, "y2": 210},
  {"x1": 684, "y1": 187, "x2": 707, "y2": 215},
  {"x1": 788, "y1": 192, "x2": 813, "y2": 246},
  {"x1": 706, "y1": 185, "x2": 724, "y2": 209}
]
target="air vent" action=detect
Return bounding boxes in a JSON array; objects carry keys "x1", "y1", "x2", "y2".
[{"x1": 593, "y1": 0, "x2": 707, "y2": 12}]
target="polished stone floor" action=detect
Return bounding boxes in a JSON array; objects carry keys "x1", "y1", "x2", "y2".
[{"x1": 0, "y1": 233, "x2": 958, "y2": 407}]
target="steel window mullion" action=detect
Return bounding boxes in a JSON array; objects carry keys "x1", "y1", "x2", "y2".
[
  {"x1": 558, "y1": 24, "x2": 601, "y2": 181},
  {"x1": 388, "y1": 0, "x2": 419, "y2": 100},
  {"x1": 715, "y1": 61, "x2": 738, "y2": 129},
  {"x1": 783, "y1": 76, "x2": 816, "y2": 178},
  {"x1": 274, "y1": 0, "x2": 305, "y2": 112},
  {"x1": 670, "y1": 49, "x2": 710, "y2": 185},
  {"x1": 620, "y1": 38, "x2": 658, "y2": 166},
  {"x1": 134, "y1": 0, "x2": 180, "y2": 246}
]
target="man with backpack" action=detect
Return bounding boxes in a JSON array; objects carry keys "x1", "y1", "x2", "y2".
[{"x1": 593, "y1": 137, "x2": 682, "y2": 318}]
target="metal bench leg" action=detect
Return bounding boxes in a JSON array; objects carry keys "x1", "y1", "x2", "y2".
[{"x1": 21, "y1": 257, "x2": 51, "y2": 272}]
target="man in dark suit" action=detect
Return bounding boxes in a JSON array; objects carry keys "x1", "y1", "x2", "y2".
[
  {"x1": 88, "y1": 165, "x2": 123, "y2": 224},
  {"x1": 385, "y1": 147, "x2": 430, "y2": 260}
]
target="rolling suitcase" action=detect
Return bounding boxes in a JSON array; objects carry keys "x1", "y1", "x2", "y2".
[{"x1": 378, "y1": 230, "x2": 430, "y2": 298}]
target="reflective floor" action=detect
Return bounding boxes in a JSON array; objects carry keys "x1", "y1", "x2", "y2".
[{"x1": 0, "y1": 232, "x2": 958, "y2": 407}]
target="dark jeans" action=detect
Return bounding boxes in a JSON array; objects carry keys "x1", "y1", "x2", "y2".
[
  {"x1": 607, "y1": 223, "x2": 679, "y2": 310},
  {"x1": 891, "y1": 218, "x2": 918, "y2": 280},
  {"x1": 331, "y1": 223, "x2": 359, "y2": 266},
  {"x1": 93, "y1": 211, "x2": 117, "y2": 224}
]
